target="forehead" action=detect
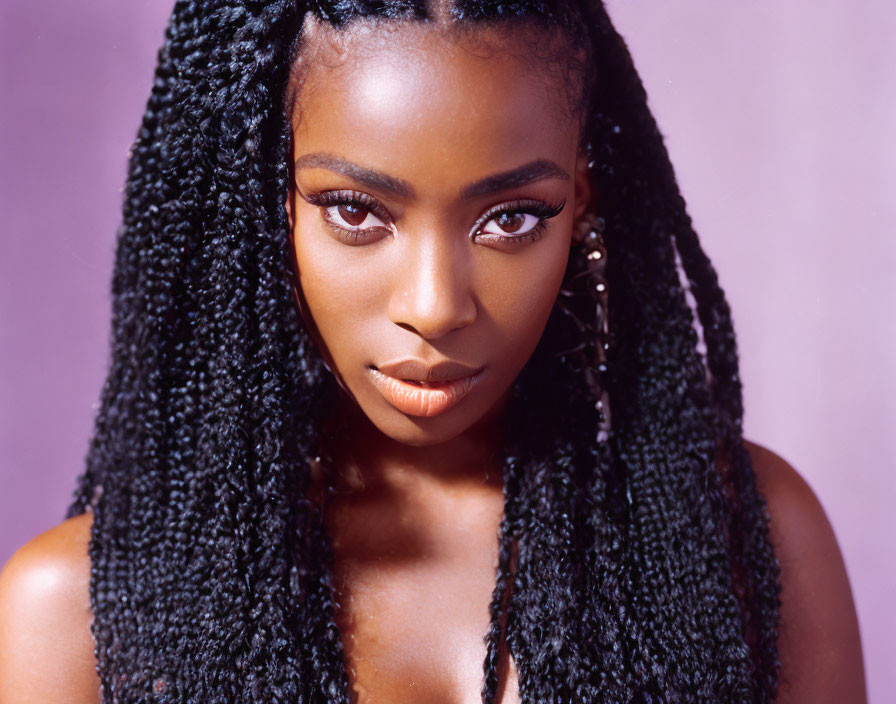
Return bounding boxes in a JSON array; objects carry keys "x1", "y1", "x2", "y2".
[{"x1": 289, "y1": 18, "x2": 582, "y2": 187}]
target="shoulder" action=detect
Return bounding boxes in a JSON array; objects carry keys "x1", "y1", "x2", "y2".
[
  {"x1": 0, "y1": 511, "x2": 101, "y2": 704},
  {"x1": 742, "y1": 439, "x2": 867, "y2": 704}
]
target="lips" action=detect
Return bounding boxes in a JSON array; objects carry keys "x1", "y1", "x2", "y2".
[
  {"x1": 368, "y1": 359, "x2": 485, "y2": 417},
  {"x1": 374, "y1": 358, "x2": 483, "y2": 383}
]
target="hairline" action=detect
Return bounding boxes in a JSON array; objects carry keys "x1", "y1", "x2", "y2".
[{"x1": 284, "y1": 12, "x2": 592, "y2": 151}]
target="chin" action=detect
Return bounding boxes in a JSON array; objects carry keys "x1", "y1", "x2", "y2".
[{"x1": 372, "y1": 410, "x2": 486, "y2": 447}]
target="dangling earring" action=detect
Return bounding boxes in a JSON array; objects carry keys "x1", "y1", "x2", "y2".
[{"x1": 555, "y1": 212, "x2": 612, "y2": 443}]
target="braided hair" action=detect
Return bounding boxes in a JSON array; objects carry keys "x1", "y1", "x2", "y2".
[{"x1": 66, "y1": 0, "x2": 782, "y2": 701}]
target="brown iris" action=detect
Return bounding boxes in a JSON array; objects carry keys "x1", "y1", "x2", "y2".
[
  {"x1": 338, "y1": 203, "x2": 368, "y2": 227},
  {"x1": 495, "y1": 212, "x2": 525, "y2": 233}
]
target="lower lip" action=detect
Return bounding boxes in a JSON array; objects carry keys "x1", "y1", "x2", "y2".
[{"x1": 368, "y1": 367, "x2": 484, "y2": 417}]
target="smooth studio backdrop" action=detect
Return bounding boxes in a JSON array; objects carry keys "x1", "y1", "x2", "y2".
[{"x1": 1, "y1": 1, "x2": 893, "y2": 700}]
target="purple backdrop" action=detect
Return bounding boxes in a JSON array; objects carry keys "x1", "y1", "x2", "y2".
[{"x1": 1, "y1": 1, "x2": 893, "y2": 700}]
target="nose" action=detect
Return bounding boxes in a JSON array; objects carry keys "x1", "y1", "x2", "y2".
[{"x1": 388, "y1": 232, "x2": 477, "y2": 340}]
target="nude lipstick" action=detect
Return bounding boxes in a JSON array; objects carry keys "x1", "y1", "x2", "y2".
[{"x1": 368, "y1": 362, "x2": 485, "y2": 417}]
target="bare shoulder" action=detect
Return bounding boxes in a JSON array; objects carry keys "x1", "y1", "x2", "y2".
[
  {"x1": 0, "y1": 511, "x2": 101, "y2": 704},
  {"x1": 743, "y1": 439, "x2": 867, "y2": 704}
]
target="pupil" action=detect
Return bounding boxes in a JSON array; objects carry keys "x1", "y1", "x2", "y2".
[
  {"x1": 498, "y1": 212, "x2": 524, "y2": 233},
  {"x1": 338, "y1": 203, "x2": 368, "y2": 227}
]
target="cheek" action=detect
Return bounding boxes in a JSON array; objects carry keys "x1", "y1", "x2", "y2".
[
  {"x1": 477, "y1": 241, "x2": 570, "y2": 363},
  {"x1": 292, "y1": 230, "x2": 380, "y2": 361}
]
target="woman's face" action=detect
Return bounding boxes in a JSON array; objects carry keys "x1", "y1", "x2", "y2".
[{"x1": 286, "y1": 19, "x2": 591, "y2": 447}]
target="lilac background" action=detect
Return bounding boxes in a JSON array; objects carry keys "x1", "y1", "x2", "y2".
[{"x1": 1, "y1": 1, "x2": 893, "y2": 700}]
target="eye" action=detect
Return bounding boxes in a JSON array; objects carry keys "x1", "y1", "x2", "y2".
[
  {"x1": 473, "y1": 199, "x2": 566, "y2": 245},
  {"x1": 326, "y1": 201, "x2": 388, "y2": 231},
  {"x1": 305, "y1": 190, "x2": 392, "y2": 243},
  {"x1": 480, "y1": 211, "x2": 542, "y2": 236}
]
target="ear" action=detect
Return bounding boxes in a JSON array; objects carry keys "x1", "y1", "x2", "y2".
[{"x1": 571, "y1": 151, "x2": 596, "y2": 244}]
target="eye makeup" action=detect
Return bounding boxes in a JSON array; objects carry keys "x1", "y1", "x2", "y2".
[
  {"x1": 469, "y1": 198, "x2": 566, "y2": 246},
  {"x1": 302, "y1": 190, "x2": 566, "y2": 247},
  {"x1": 305, "y1": 190, "x2": 393, "y2": 243}
]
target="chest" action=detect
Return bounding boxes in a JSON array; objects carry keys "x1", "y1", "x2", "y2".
[
  {"x1": 333, "y1": 560, "x2": 520, "y2": 704},
  {"x1": 325, "y1": 496, "x2": 520, "y2": 704}
]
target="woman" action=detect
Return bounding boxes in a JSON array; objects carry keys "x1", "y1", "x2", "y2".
[{"x1": 0, "y1": 0, "x2": 865, "y2": 701}]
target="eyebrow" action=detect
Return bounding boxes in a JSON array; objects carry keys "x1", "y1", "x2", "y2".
[
  {"x1": 461, "y1": 159, "x2": 570, "y2": 199},
  {"x1": 295, "y1": 153, "x2": 414, "y2": 199},
  {"x1": 293, "y1": 153, "x2": 570, "y2": 200}
]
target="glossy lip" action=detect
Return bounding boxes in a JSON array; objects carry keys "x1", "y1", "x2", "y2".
[{"x1": 368, "y1": 364, "x2": 486, "y2": 417}]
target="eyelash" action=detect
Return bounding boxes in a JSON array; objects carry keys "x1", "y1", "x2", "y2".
[{"x1": 305, "y1": 190, "x2": 565, "y2": 246}]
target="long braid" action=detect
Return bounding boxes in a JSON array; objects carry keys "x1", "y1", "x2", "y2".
[
  {"x1": 672, "y1": 213, "x2": 783, "y2": 696},
  {"x1": 579, "y1": 3, "x2": 780, "y2": 698}
]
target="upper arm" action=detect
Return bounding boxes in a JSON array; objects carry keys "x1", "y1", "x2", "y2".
[
  {"x1": 0, "y1": 512, "x2": 101, "y2": 704},
  {"x1": 744, "y1": 439, "x2": 867, "y2": 704}
]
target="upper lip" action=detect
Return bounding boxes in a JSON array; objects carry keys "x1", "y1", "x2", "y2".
[{"x1": 373, "y1": 359, "x2": 484, "y2": 382}]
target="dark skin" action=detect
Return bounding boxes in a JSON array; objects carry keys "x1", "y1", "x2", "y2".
[
  {"x1": 284, "y1": 21, "x2": 589, "y2": 702},
  {"x1": 0, "y1": 19, "x2": 866, "y2": 704}
]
